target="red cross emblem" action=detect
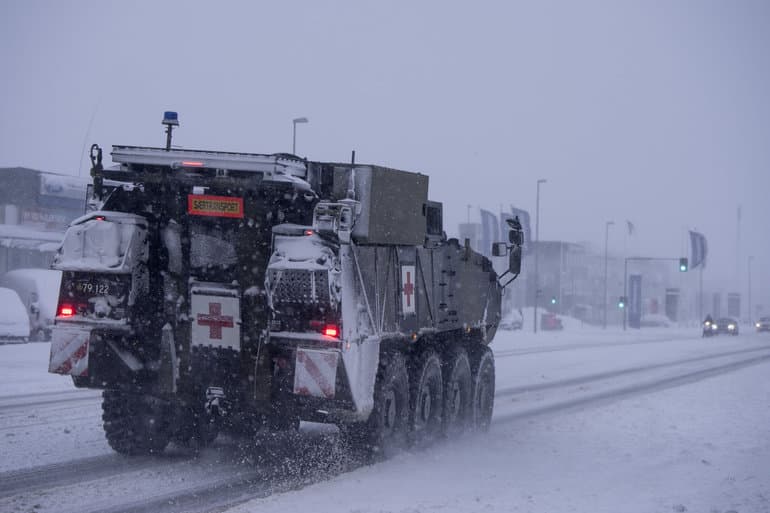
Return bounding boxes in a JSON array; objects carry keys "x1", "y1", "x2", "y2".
[
  {"x1": 197, "y1": 302, "x2": 234, "y2": 339},
  {"x1": 403, "y1": 271, "x2": 415, "y2": 307}
]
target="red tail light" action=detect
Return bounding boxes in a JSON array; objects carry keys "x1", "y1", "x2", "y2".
[
  {"x1": 323, "y1": 325, "x2": 339, "y2": 337},
  {"x1": 59, "y1": 305, "x2": 75, "y2": 317}
]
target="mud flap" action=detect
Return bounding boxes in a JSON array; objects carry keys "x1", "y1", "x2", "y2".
[
  {"x1": 293, "y1": 348, "x2": 339, "y2": 399},
  {"x1": 49, "y1": 327, "x2": 90, "y2": 376}
]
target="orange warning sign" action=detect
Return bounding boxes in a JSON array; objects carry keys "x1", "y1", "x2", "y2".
[{"x1": 187, "y1": 195, "x2": 244, "y2": 218}]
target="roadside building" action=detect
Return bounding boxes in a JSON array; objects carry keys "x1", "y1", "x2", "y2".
[{"x1": 0, "y1": 167, "x2": 88, "y2": 273}]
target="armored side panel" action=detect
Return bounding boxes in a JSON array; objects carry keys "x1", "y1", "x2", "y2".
[
  {"x1": 350, "y1": 239, "x2": 501, "y2": 343},
  {"x1": 330, "y1": 166, "x2": 428, "y2": 246}
]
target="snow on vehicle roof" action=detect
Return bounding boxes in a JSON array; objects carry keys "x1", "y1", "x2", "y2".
[
  {"x1": 54, "y1": 211, "x2": 147, "y2": 272},
  {"x1": 268, "y1": 229, "x2": 335, "y2": 271},
  {"x1": 0, "y1": 269, "x2": 62, "y2": 324},
  {"x1": 0, "y1": 287, "x2": 29, "y2": 338}
]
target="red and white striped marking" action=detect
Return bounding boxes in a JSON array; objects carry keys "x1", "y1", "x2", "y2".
[
  {"x1": 293, "y1": 348, "x2": 339, "y2": 399},
  {"x1": 49, "y1": 328, "x2": 90, "y2": 376}
]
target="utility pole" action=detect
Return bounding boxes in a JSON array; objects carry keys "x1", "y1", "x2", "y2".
[
  {"x1": 533, "y1": 179, "x2": 547, "y2": 333},
  {"x1": 748, "y1": 255, "x2": 754, "y2": 325},
  {"x1": 603, "y1": 221, "x2": 614, "y2": 329},
  {"x1": 292, "y1": 117, "x2": 309, "y2": 155}
]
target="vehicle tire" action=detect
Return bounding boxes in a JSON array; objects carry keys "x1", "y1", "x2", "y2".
[
  {"x1": 102, "y1": 390, "x2": 170, "y2": 455},
  {"x1": 266, "y1": 403, "x2": 301, "y2": 432},
  {"x1": 343, "y1": 351, "x2": 409, "y2": 459},
  {"x1": 408, "y1": 350, "x2": 443, "y2": 446},
  {"x1": 471, "y1": 347, "x2": 495, "y2": 431},
  {"x1": 171, "y1": 404, "x2": 219, "y2": 450},
  {"x1": 441, "y1": 346, "x2": 472, "y2": 437}
]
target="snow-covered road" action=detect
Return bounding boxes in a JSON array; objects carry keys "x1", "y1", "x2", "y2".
[{"x1": 1, "y1": 327, "x2": 768, "y2": 513}]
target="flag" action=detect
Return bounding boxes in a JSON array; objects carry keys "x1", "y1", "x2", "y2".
[
  {"x1": 509, "y1": 206, "x2": 532, "y2": 253},
  {"x1": 689, "y1": 230, "x2": 708, "y2": 269},
  {"x1": 626, "y1": 220, "x2": 635, "y2": 236},
  {"x1": 479, "y1": 209, "x2": 499, "y2": 258}
]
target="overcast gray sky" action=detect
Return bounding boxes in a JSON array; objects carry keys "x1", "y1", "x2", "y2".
[{"x1": 2, "y1": 0, "x2": 769, "y2": 309}]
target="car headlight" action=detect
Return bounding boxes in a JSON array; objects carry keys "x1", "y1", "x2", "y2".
[
  {"x1": 728, "y1": 324, "x2": 735, "y2": 330},
  {"x1": 711, "y1": 325, "x2": 718, "y2": 330},
  {"x1": 756, "y1": 323, "x2": 761, "y2": 328}
]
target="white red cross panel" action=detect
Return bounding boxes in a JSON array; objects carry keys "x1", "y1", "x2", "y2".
[
  {"x1": 293, "y1": 348, "x2": 339, "y2": 399},
  {"x1": 49, "y1": 327, "x2": 90, "y2": 376},
  {"x1": 191, "y1": 293, "x2": 241, "y2": 350},
  {"x1": 401, "y1": 264, "x2": 416, "y2": 316}
]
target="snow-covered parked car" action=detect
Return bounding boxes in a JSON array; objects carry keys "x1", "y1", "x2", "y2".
[
  {"x1": 0, "y1": 287, "x2": 30, "y2": 343},
  {"x1": 0, "y1": 268, "x2": 62, "y2": 341},
  {"x1": 639, "y1": 314, "x2": 672, "y2": 327}
]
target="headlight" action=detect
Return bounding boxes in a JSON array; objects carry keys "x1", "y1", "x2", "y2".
[
  {"x1": 704, "y1": 321, "x2": 711, "y2": 327},
  {"x1": 756, "y1": 323, "x2": 761, "y2": 328},
  {"x1": 711, "y1": 325, "x2": 718, "y2": 330},
  {"x1": 728, "y1": 324, "x2": 735, "y2": 330}
]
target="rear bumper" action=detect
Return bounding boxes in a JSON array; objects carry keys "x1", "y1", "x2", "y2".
[{"x1": 269, "y1": 332, "x2": 358, "y2": 421}]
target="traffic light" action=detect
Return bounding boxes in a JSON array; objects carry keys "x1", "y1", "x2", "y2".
[
  {"x1": 618, "y1": 296, "x2": 626, "y2": 309},
  {"x1": 679, "y1": 257, "x2": 688, "y2": 272},
  {"x1": 550, "y1": 296, "x2": 557, "y2": 305}
]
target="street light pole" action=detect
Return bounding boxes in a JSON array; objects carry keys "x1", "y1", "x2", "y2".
[
  {"x1": 292, "y1": 117, "x2": 309, "y2": 155},
  {"x1": 748, "y1": 255, "x2": 754, "y2": 325},
  {"x1": 533, "y1": 178, "x2": 547, "y2": 333},
  {"x1": 603, "y1": 221, "x2": 614, "y2": 329}
]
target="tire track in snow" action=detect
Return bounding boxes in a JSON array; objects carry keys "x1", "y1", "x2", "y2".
[
  {"x1": 0, "y1": 389, "x2": 101, "y2": 412},
  {"x1": 495, "y1": 345, "x2": 770, "y2": 399},
  {"x1": 0, "y1": 430, "x2": 358, "y2": 513},
  {"x1": 0, "y1": 454, "x2": 195, "y2": 499},
  {"x1": 493, "y1": 351, "x2": 770, "y2": 426},
  {"x1": 494, "y1": 333, "x2": 706, "y2": 359}
]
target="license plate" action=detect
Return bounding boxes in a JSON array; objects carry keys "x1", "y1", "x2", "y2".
[{"x1": 74, "y1": 279, "x2": 113, "y2": 296}]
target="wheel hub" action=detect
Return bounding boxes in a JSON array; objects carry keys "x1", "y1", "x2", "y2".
[
  {"x1": 420, "y1": 389, "x2": 432, "y2": 423},
  {"x1": 383, "y1": 389, "x2": 397, "y2": 433}
]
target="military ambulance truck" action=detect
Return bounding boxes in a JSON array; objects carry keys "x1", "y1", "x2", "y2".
[{"x1": 49, "y1": 113, "x2": 523, "y2": 456}]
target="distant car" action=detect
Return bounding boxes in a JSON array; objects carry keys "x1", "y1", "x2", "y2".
[
  {"x1": 755, "y1": 316, "x2": 770, "y2": 333},
  {"x1": 0, "y1": 287, "x2": 30, "y2": 343},
  {"x1": 0, "y1": 268, "x2": 62, "y2": 341},
  {"x1": 707, "y1": 317, "x2": 739, "y2": 336},
  {"x1": 540, "y1": 312, "x2": 563, "y2": 331},
  {"x1": 500, "y1": 309, "x2": 523, "y2": 330}
]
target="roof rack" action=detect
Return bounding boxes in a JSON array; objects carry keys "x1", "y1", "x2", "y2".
[{"x1": 111, "y1": 145, "x2": 307, "y2": 178}]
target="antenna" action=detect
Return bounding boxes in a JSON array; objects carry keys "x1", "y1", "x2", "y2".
[{"x1": 347, "y1": 150, "x2": 356, "y2": 200}]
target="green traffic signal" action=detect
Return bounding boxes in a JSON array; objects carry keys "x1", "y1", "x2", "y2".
[
  {"x1": 550, "y1": 297, "x2": 557, "y2": 305},
  {"x1": 618, "y1": 296, "x2": 625, "y2": 309},
  {"x1": 679, "y1": 257, "x2": 688, "y2": 272}
]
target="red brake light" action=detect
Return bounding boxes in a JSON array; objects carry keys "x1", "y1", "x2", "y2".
[
  {"x1": 181, "y1": 161, "x2": 204, "y2": 167},
  {"x1": 323, "y1": 326, "x2": 339, "y2": 337},
  {"x1": 304, "y1": 229, "x2": 314, "y2": 236},
  {"x1": 59, "y1": 305, "x2": 75, "y2": 317},
  {"x1": 94, "y1": 215, "x2": 105, "y2": 221}
]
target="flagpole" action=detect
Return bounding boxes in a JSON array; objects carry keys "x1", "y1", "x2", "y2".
[{"x1": 699, "y1": 267, "x2": 703, "y2": 321}]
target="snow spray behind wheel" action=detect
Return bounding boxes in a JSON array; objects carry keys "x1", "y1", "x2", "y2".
[{"x1": 48, "y1": 113, "x2": 523, "y2": 456}]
